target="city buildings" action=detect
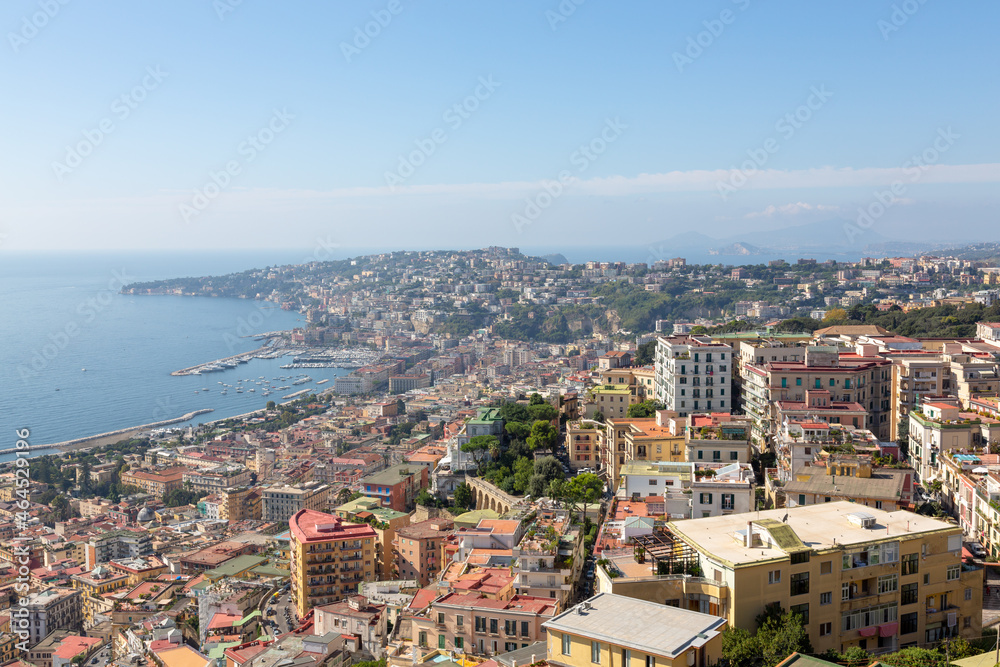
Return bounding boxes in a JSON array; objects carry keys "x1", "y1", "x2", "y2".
[
  {"x1": 393, "y1": 518, "x2": 455, "y2": 586},
  {"x1": 359, "y1": 465, "x2": 429, "y2": 512},
  {"x1": 289, "y1": 509, "x2": 378, "y2": 617},
  {"x1": 262, "y1": 481, "x2": 331, "y2": 523}
]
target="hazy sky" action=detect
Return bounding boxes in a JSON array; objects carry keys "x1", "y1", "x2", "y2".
[{"x1": 2, "y1": 1, "x2": 998, "y2": 253}]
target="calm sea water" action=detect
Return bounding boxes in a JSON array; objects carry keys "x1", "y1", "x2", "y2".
[{"x1": 0, "y1": 251, "x2": 352, "y2": 457}]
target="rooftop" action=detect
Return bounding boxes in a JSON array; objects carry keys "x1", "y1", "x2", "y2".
[
  {"x1": 289, "y1": 509, "x2": 377, "y2": 544},
  {"x1": 543, "y1": 593, "x2": 725, "y2": 659},
  {"x1": 360, "y1": 464, "x2": 424, "y2": 486},
  {"x1": 668, "y1": 502, "x2": 958, "y2": 566}
]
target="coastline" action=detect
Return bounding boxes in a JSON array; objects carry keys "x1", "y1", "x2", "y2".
[{"x1": 3, "y1": 409, "x2": 216, "y2": 456}]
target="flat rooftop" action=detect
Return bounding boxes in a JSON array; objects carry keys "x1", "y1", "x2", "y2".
[
  {"x1": 668, "y1": 501, "x2": 957, "y2": 566},
  {"x1": 543, "y1": 592, "x2": 725, "y2": 659}
]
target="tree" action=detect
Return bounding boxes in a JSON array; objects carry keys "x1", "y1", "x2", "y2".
[
  {"x1": 266, "y1": 401, "x2": 276, "y2": 410},
  {"x1": 877, "y1": 647, "x2": 950, "y2": 667},
  {"x1": 395, "y1": 398, "x2": 406, "y2": 415},
  {"x1": 416, "y1": 489, "x2": 437, "y2": 507},
  {"x1": 527, "y1": 420, "x2": 559, "y2": 452},
  {"x1": 634, "y1": 340, "x2": 656, "y2": 366},
  {"x1": 453, "y1": 483, "x2": 474, "y2": 510},
  {"x1": 593, "y1": 411, "x2": 605, "y2": 423},
  {"x1": 529, "y1": 393, "x2": 545, "y2": 405},
  {"x1": 505, "y1": 421, "x2": 531, "y2": 441},
  {"x1": 528, "y1": 402, "x2": 559, "y2": 423},
  {"x1": 627, "y1": 400, "x2": 665, "y2": 418},
  {"x1": 551, "y1": 472, "x2": 604, "y2": 520},
  {"x1": 462, "y1": 435, "x2": 498, "y2": 468},
  {"x1": 823, "y1": 307, "x2": 848, "y2": 323},
  {"x1": 720, "y1": 609, "x2": 812, "y2": 667},
  {"x1": 528, "y1": 456, "x2": 565, "y2": 497}
]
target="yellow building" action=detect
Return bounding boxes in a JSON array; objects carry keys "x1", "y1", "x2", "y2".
[
  {"x1": 543, "y1": 593, "x2": 725, "y2": 667},
  {"x1": 289, "y1": 509, "x2": 378, "y2": 618},
  {"x1": 71, "y1": 566, "x2": 130, "y2": 623},
  {"x1": 667, "y1": 502, "x2": 982, "y2": 654},
  {"x1": 604, "y1": 413, "x2": 686, "y2": 489}
]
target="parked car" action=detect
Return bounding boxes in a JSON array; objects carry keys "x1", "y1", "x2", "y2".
[{"x1": 970, "y1": 542, "x2": 987, "y2": 558}]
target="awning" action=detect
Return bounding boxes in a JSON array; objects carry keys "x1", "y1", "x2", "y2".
[
  {"x1": 879, "y1": 622, "x2": 898, "y2": 637},
  {"x1": 859, "y1": 626, "x2": 877, "y2": 637}
]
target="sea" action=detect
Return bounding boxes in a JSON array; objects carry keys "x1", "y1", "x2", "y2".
[{"x1": 0, "y1": 250, "x2": 354, "y2": 461}]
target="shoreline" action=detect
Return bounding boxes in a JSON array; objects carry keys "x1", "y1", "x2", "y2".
[{"x1": 2, "y1": 409, "x2": 217, "y2": 456}]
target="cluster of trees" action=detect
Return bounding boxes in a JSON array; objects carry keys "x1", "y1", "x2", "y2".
[
  {"x1": 626, "y1": 399, "x2": 666, "y2": 418},
  {"x1": 721, "y1": 605, "x2": 989, "y2": 667}
]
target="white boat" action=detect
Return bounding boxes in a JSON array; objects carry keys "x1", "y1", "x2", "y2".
[{"x1": 249, "y1": 388, "x2": 256, "y2": 392}]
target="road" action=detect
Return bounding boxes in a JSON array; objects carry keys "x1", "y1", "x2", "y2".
[{"x1": 260, "y1": 584, "x2": 298, "y2": 637}]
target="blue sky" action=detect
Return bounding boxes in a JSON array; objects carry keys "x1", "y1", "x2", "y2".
[{"x1": 2, "y1": 0, "x2": 998, "y2": 253}]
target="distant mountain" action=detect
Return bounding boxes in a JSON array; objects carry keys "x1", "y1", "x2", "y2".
[
  {"x1": 538, "y1": 253, "x2": 569, "y2": 266},
  {"x1": 652, "y1": 220, "x2": 898, "y2": 258}
]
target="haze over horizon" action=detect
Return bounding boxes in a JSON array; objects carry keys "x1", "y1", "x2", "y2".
[{"x1": 3, "y1": 1, "x2": 998, "y2": 253}]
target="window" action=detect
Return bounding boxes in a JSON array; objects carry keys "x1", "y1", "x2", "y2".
[
  {"x1": 820, "y1": 561, "x2": 832, "y2": 575},
  {"x1": 456, "y1": 615, "x2": 464, "y2": 627},
  {"x1": 623, "y1": 649, "x2": 631, "y2": 667},
  {"x1": 475, "y1": 617, "x2": 486, "y2": 632},
  {"x1": 730, "y1": 451, "x2": 739, "y2": 460},
  {"x1": 506, "y1": 643, "x2": 518, "y2": 652},
  {"x1": 419, "y1": 632, "x2": 427, "y2": 648},
  {"x1": 522, "y1": 621, "x2": 530, "y2": 637},
  {"x1": 820, "y1": 592, "x2": 832, "y2": 605},
  {"x1": 768, "y1": 570, "x2": 781, "y2": 584},
  {"x1": 781, "y1": 378, "x2": 787, "y2": 388},
  {"x1": 790, "y1": 572, "x2": 809, "y2": 596},
  {"x1": 819, "y1": 622, "x2": 832, "y2": 636},
  {"x1": 878, "y1": 574, "x2": 898, "y2": 594},
  {"x1": 456, "y1": 637, "x2": 464, "y2": 650},
  {"x1": 592, "y1": 641, "x2": 601, "y2": 664},
  {"x1": 438, "y1": 613, "x2": 445, "y2": 625},
  {"x1": 798, "y1": 494, "x2": 806, "y2": 506},
  {"x1": 829, "y1": 378, "x2": 835, "y2": 387},
  {"x1": 966, "y1": 588, "x2": 973, "y2": 601},
  {"x1": 562, "y1": 633, "x2": 571, "y2": 656},
  {"x1": 721, "y1": 494, "x2": 734, "y2": 510},
  {"x1": 790, "y1": 603, "x2": 809, "y2": 625},
  {"x1": 713, "y1": 450, "x2": 721, "y2": 461},
  {"x1": 791, "y1": 551, "x2": 810, "y2": 565},
  {"x1": 439, "y1": 634, "x2": 446, "y2": 649},
  {"x1": 796, "y1": 378, "x2": 802, "y2": 386},
  {"x1": 900, "y1": 612, "x2": 918, "y2": 635},
  {"x1": 902, "y1": 553, "x2": 918, "y2": 576},
  {"x1": 505, "y1": 620, "x2": 516, "y2": 636},
  {"x1": 842, "y1": 582, "x2": 850, "y2": 601},
  {"x1": 947, "y1": 565, "x2": 960, "y2": 581},
  {"x1": 699, "y1": 493, "x2": 713, "y2": 504},
  {"x1": 490, "y1": 619, "x2": 498, "y2": 635},
  {"x1": 697, "y1": 450, "x2": 703, "y2": 460}
]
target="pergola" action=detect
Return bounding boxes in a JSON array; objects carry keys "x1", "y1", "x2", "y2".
[{"x1": 632, "y1": 530, "x2": 701, "y2": 574}]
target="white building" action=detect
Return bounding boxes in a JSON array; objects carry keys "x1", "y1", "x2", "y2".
[{"x1": 654, "y1": 336, "x2": 733, "y2": 417}]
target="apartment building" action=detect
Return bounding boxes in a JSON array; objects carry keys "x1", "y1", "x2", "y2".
[
  {"x1": 183, "y1": 467, "x2": 252, "y2": 494},
  {"x1": 685, "y1": 413, "x2": 752, "y2": 465},
  {"x1": 566, "y1": 421, "x2": 601, "y2": 470},
  {"x1": 289, "y1": 509, "x2": 378, "y2": 618},
  {"x1": 218, "y1": 486, "x2": 262, "y2": 521},
  {"x1": 393, "y1": 518, "x2": 454, "y2": 586},
  {"x1": 84, "y1": 530, "x2": 153, "y2": 569},
  {"x1": 120, "y1": 466, "x2": 187, "y2": 499},
  {"x1": 359, "y1": 465, "x2": 428, "y2": 512},
  {"x1": 907, "y1": 401, "x2": 1000, "y2": 482},
  {"x1": 654, "y1": 336, "x2": 733, "y2": 418},
  {"x1": 543, "y1": 593, "x2": 726, "y2": 667},
  {"x1": 618, "y1": 461, "x2": 754, "y2": 520},
  {"x1": 782, "y1": 455, "x2": 916, "y2": 511},
  {"x1": 21, "y1": 588, "x2": 84, "y2": 647},
  {"x1": 603, "y1": 412, "x2": 687, "y2": 487},
  {"x1": 587, "y1": 385, "x2": 637, "y2": 420},
  {"x1": 667, "y1": 503, "x2": 982, "y2": 654},
  {"x1": 262, "y1": 481, "x2": 331, "y2": 523},
  {"x1": 71, "y1": 566, "x2": 129, "y2": 624},
  {"x1": 597, "y1": 365, "x2": 655, "y2": 401},
  {"x1": 741, "y1": 346, "x2": 892, "y2": 447},
  {"x1": 314, "y1": 595, "x2": 389, "y2": 659},
  {"x1": 409, "y1": 592, "x2": 556, "y2": 656}
]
